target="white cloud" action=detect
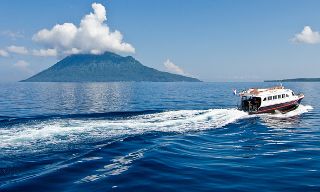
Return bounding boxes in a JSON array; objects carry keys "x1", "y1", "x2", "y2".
[
  {"x1": 292, "y1": 26, "x2": 320, "y2": 44},
  {"x1": 32, "y1": 48, "x2": 57, "y2": 57},
  {"x1": 7, "y1": 45, "x2": 28, "y2": 55},
  {"x1": 13, "y1": 60, "x2": 32, "y2": 73},
  {"x1": 163, "y1": 59, "x2": 189, "y2": 76},
  {"x1": 0, "y1": 49, "x2": 9, "y2": 57},
  {"x1": 33, "y1": 3, "x2": 135, "y2": 57}
]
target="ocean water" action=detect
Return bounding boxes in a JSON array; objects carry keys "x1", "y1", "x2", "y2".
[{"x1": 0, "y1": 82, "x2": 318, "y2": 192}]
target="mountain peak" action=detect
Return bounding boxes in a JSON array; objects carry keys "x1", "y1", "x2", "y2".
[{"x1": 66, "y1": 51, "x2": 123, "y2": 59}]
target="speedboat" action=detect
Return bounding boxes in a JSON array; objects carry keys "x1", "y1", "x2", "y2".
[{"x1": 238, "y1": 86, "x2": 304, "y2": 114}]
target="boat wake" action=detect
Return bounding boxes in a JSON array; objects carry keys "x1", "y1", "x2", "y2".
[
  {"x1": 0, "y1": 105, "x2": 313, "y2": 155},
  {"x1": 257, "y1": 104, "x2": 313, "y2": 128},
  {"x1": 0, "y1": 109, "x2": 247, "y2": 154}
]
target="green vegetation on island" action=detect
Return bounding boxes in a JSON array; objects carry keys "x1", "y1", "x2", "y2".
[{"x1": 22, "y1": 52, "x2": 200, "y2": 82}]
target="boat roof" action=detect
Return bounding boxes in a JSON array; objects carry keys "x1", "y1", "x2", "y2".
[{"x1": 239, "y1": 86, "x2": 293, "y2": 97}]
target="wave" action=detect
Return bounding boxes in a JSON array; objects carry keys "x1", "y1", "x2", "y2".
[
  {"x1": 0, "y1": 105, "x2": 313, "y2": 155},
  {"x1": 76, "y1": 148, "x2": 147, "y2": 184},
  {"x1": 0, "y1": 108, "x2": 247, "y2": 154},
  {"x1": 0, "y1": 110, "x2": 162, "y2": 125}
]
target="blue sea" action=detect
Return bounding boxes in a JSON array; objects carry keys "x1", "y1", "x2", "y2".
[{"x1": 0, "y1": 82, "x2": 318, "y2": 192}]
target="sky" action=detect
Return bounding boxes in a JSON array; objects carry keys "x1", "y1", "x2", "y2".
[{"x1": 0, "y1": 0, "x2": 320, "y2": 82}]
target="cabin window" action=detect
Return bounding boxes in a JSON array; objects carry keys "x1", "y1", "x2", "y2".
[
  {"x1": 268, "y1": 96, "x2": 272, "y2": 100},
  {"x1": 263, "y1": 97, "x2": 266, "y2": 101},
  {"x1": 278, "y1": 95, "x2": 281, "y2": 99},
  {"x1": 282, "y1": 94, "x2": 285, "y2": 98},
  {"x1": 292, "y1": 92, "x2": 295, "y2": 96},
  {"x1": 273, "y1": 96, "x2": 277, "y2": 99},
  {"x1": 286, "y1": 94, "x2": 289, "y2": 97}
]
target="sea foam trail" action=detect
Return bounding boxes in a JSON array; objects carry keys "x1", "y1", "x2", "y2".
[
  {"x1": 0, "y1": 109, "x2": 247, "y2": 152},
  {"x1": 0, "y1": 105, "x2": 313, "y2": 154}
]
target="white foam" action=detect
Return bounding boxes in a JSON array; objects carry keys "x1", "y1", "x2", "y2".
[
  {"x1": 0, "y1": 109, "x2": 248, "y2": 152},
  {"x1": 258, "y1": 104, "x2": 313, "y2": 128},
  {"x1": 259, "y1": 104, "x2": 313, "y2": 118},
  {"x1": 0, "y1": 105, "x2": 313, "y2": 153},
  {"x1": 76, "y1": 148, "x2": 146, "y2": 184}
]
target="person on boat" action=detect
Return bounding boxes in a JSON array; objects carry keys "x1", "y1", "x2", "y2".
[{"x1": 233, "y1": 89, "x2": 237, "y2": 95}]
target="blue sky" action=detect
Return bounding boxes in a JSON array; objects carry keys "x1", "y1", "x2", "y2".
[{"x1": 0, "y1": 0, "x2": 320, "y2": 82}]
